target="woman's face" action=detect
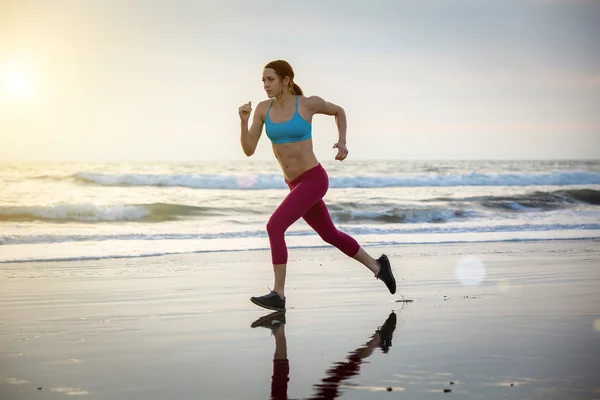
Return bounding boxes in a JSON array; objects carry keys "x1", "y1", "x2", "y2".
[{"x1": 262, "y1": 68, "x2": 288, "y2": 98}]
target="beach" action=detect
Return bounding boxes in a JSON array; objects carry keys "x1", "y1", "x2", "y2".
[
  {"x1": 1, "y1": 239, "x2": 599, "y2": 399},
  {"x1": 2, "y1": 0, "x2": 600, "y2": 397}
]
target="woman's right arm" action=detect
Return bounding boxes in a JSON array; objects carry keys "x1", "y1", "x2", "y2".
[{"x1": 240, "y1": 101, "x2": 266, "y2": 157}]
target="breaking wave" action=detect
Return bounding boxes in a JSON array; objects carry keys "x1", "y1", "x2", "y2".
[
  {"x1": 1, "y1": 189, "x2": 598, "y2": 224},
  {"x1": 0, "y1": 203, "x2": 220, "y2": 222},
  {"x1": 71, "y1": 171, "x2": 600, "y2": 189}
]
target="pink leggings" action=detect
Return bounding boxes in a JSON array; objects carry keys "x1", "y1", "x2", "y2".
[{"x1": 267, "y1": 164, "x2": 360, "y2": 265}]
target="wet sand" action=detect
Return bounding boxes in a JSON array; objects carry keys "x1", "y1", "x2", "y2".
[{"x1": 1, "y1": 240, "x2": 599, "y2": 399}]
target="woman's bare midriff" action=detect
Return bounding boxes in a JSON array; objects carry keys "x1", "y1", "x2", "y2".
[{"x1": 272, "y1": 139, "x2": 319, "y2": 181}]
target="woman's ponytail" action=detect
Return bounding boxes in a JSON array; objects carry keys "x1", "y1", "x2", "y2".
[{"x1": 291, "y1": 82, "x2": 303, "y2": 96}]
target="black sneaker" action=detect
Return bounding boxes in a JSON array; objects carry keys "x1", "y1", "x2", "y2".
[
  {"x1": 378, "y1": 311, "x2": 397, "y2": 353},
  {"x1": 251, "y1": 310, "x2": 286, "y2": 334},
  {"x1": 250, "y1": 290, "x2": 286, "y2": 311},
  {"x1": 376, "y1": 254, "x2": 396, "y2": 294}
]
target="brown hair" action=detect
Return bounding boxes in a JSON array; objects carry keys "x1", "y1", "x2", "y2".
[{"x1": 264, "y1": 60, "x2": 304, "y2": 96}]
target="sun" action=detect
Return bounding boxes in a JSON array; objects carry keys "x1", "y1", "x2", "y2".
[{"x1": 2, "y1": 63, "x2": 36, "y2": 101}]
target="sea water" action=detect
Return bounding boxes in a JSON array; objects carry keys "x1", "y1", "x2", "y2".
[{"x1": 1, "y1": 159, "x2": 599, "y2": 263}]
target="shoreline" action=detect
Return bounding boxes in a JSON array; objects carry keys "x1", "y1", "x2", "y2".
[{"x1": 1, "y1": 233, "x2": 599, "y2": 264}]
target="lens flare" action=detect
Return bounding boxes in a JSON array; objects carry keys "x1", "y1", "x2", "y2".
[
  {"x1": 236, "y1": 175, "x2": 258, "y2": 189},
  {"x1": 594, "y1": 319, "x2": 600, "y2": 333},
  {"x1": 454, "y1": 256, "x2": 486, "y2": 286}
]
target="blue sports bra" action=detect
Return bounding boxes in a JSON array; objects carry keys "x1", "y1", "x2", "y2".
[{"x1": 264, "y1": 96, "x2": 312, "y2": 144}]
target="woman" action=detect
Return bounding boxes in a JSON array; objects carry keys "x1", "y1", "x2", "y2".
[{"x1": 239, "y1": 60, "x2": 396, "y2": 311}]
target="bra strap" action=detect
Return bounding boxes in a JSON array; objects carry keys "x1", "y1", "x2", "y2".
[{"x1": 267, "y1": 99, "x2": 274, "y2": 117}]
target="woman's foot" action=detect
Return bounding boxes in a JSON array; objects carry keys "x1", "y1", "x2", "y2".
[
  {"x1": 376, "y1": 254, "x2": 396, "y2": 294},
  {"x1": 377, "y1": 311, "x2": 397, "y2": 353},
  {"x1": 250, "y1": 290, "x2": 286, "y2": 311}
]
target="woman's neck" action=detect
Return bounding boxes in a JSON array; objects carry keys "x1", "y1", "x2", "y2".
[{"x1": 275, "y1": 91, "x2": 294, "y2": 107}]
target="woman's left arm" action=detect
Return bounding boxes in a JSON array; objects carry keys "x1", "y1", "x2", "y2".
[{"x1": 306, "y1": 96, "x2": 348, "y2": 161}]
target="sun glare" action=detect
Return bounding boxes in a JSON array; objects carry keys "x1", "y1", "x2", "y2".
[{"x1": 2, "y1": 64, "x2": 36, "y2": 101}]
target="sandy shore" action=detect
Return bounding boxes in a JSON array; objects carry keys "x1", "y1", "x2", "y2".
[{"x1": 1, "y1": 239, "x2": 599, "y2": 399}]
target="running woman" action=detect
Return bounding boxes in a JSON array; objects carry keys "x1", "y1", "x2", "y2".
[{"x1": 239, "y1": 60, "x2": 396, "y2": 311}]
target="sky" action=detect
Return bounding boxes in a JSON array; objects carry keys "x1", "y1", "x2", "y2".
[{"x1": 0, "y1": 0, "x2": 599, "y2": 162}]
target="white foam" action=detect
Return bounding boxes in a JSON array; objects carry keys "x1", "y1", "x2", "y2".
[
  {"x1": 2, "y1": 221, "x2": 599, "y2": 247},
  {"x1": 76, "y1": 172, "x2": 287, "y2": 189},
  {"x1": 1, "y1": 230, "x2": 598, "y2": 264},
  {"x1": 75, "y1": 171, "x2": 600, "y2": 189}
]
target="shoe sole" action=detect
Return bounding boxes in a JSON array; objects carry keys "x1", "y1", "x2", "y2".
[
  {"x1": 379, "y1": 255, "x2": 397, "y2": 294},
  {"x1": 250, "y1": 297, "x2": 286, "y2": 312}
]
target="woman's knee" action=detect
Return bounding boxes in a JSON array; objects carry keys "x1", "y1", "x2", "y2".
[
  {"x1": 320, "y1": 230, "x2": 360, "y2": 255},
  {"x1": 319, "y1": 230, "x2": 339, "y2": 245},
  {"x1": 266, "y1": 217, "x2": 285, "y2": 237}
]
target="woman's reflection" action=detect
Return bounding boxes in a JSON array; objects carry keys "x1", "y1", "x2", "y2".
[{"x1": 251, "y1": 311, "x2": 397, "y2": 400}]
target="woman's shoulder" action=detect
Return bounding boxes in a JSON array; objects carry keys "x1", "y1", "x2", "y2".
[
  {"x1": 255, "y1": 99, "x2": 272, "y2": 116},
  {"x1": 300, "y1": 95, "x2": 325, "y2": 110},
  {"x1": 257, "y1": 99, "x2": 272, "y2": 107}
]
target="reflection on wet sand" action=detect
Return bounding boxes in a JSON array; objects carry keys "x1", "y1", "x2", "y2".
[{"x1": 252, "y1": 310, "x2": 398, "y2": 400}]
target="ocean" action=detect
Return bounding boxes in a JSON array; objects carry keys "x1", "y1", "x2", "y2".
[{"x1": 1, "y1": 159, "x2": 599, "y2": 263}]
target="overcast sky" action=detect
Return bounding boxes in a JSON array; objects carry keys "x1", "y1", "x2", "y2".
[{"x1": 1, "y1": 0, "x2": 599, "y2": 162}]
